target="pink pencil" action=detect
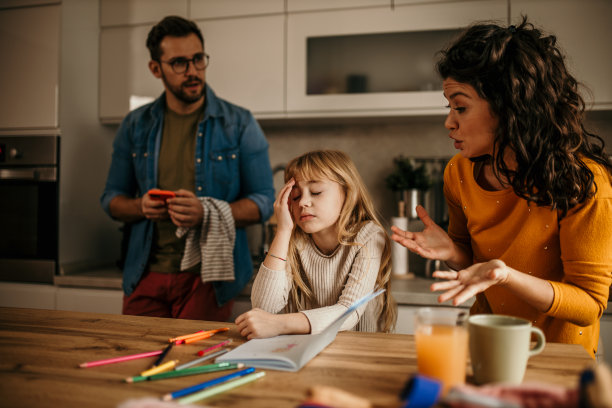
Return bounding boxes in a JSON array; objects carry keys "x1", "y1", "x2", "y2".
[
  {"x1": 79, "y1": 349, "x2": 163, "y2": 368},
  {"x1": 197, "y1": 339, "x2": 232, "y2": 356}
]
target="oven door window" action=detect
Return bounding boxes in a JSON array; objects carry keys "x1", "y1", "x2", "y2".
[{"x1": 0, "y1": 180, "x2": 58, "y2": 259}]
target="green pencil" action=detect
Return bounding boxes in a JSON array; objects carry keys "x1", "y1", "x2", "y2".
[
  {"x1": 177, "y1": 371, "x2": 266, "y2": 405},
  {"x1": 125, "y1": 362, "x2": 244, "y2": 383}
]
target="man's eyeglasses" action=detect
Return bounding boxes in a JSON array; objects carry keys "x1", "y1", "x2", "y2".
[{"x1": 159, "y1": 53, "x2": 210, "y2": 74}]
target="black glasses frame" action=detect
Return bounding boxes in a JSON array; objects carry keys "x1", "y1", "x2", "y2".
[{"x1": 159, "y1": 53, "x2": 210, "y2": 74}]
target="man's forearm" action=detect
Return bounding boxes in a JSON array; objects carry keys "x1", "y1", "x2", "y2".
[
  {"x1": 230, "y1": 198, "x2": 261, "y2": 227},
  {"x1": 109, "y1": 195, "x2": 144, "y2": 223}
]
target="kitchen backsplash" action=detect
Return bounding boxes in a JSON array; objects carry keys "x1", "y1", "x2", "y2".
[{"x1": 244, "y1": 112, "x2": 612, "y2": 274}]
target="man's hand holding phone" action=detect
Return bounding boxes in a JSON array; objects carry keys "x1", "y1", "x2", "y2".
[{"x1": 142, "y1": 189, "x2": 175, "y2": 221}]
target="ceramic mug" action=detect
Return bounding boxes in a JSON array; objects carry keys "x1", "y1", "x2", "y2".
[{"x1": 468, "y1": 314, "x2": 546, "y2": 385}]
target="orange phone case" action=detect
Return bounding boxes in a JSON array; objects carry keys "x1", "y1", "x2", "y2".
[{"x1": 148, "y1": 189, "x2": 176, "y2": 201}]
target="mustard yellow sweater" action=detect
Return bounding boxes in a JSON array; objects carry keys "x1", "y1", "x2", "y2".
[{"x1": 444, "y1": 154, "x2": 612, "y2": 357}]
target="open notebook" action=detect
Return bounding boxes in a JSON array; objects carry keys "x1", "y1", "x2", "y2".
[{"x1": 216, "y1": 289, "x2": 385, "y2": 372}]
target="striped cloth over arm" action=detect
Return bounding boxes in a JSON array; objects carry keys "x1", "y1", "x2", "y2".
[{"x1": 176, "y1": 197, "x2": 236, "y2": 282}]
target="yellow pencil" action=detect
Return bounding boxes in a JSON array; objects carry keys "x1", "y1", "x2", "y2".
[{"x1": 139, "y1": 359, "x2": 178, "y2": 377}]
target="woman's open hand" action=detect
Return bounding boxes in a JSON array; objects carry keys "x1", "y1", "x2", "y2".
[
  {"x1": 430, "y1": 259, "x2": 510, "y2": 305},
  {"x1": 391, "y1": 205, "x2": 455, "y2": 260}
]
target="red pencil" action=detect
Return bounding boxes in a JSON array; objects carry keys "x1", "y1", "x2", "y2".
[
  {"x1": 197, "y1": 339, "x2": 232, "y2": 356},
  {"x1": 79, "y1": 349, "x2": 163, "y2": 368}
]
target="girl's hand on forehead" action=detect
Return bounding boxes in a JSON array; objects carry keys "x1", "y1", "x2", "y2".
[{"x1": 274, "y1": 178, "x2": 295, "y2": 233}]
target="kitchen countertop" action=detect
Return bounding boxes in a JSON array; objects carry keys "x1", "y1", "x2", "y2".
[
  {"x1": 56, "y1": 266, "x2": 612, "y2": 312},
  {"x1": 55, "y1": 264, "x2": 467, "y2": 307}
]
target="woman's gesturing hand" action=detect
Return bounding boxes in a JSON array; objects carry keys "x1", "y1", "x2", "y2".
[
  {"x1": 390, "y1": 205, "x2": 455, "y2": 261},
  {"x1": 430, "y1": 259, "x2": 510, "y2": 306}
]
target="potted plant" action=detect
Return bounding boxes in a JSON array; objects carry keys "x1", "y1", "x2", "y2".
[{"x1": 385, "y1": 156, "x2": 432, "y2": 219}]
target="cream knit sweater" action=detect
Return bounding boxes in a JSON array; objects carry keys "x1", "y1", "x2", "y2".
[{"x1": 251, "y1": 221, "x2": 386, "y2": 334}]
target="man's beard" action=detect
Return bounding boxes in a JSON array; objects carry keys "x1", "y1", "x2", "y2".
[{"x1": 161, "y1": 71, "x2": 204, "y2": 104}]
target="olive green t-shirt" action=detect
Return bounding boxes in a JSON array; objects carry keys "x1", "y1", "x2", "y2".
[{"x1": 147, "y1": 106, "x2": 202, "y2": 273}]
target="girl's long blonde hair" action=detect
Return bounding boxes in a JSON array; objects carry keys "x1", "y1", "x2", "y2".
[{"x1": 284, "y1": 150, "x2": 396, "y2": 332}]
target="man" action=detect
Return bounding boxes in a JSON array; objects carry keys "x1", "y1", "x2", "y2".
[{"x1": 100, "y1": 16, "x2": 274, "y2": 320}]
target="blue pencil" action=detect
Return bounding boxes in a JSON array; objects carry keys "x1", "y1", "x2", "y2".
[{"x1": 162, "y1": 367, "x2": 256, "y2": 401}]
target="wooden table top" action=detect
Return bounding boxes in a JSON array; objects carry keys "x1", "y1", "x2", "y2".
[{"x1": 0, "y1": 307, "x2": 593, "y2": 408}]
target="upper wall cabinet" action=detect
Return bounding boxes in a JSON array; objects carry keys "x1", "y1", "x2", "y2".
[
  {"x1": 286, "y1": 1, "x2": 507, "y2": 118},
  {"x1": 287, "y1": 0, "x2": 389, "y2": 12},
  {"x1": 0, "y1": 3, "x2": 60, "y2": 130},
  {"x1": 98, "y1": 0, "x2": 284, "y2": 123},
  {"x1": 100, "y1": 0, "x2": 188, "y2": 27},
  {"x1": 99, "y1": 25, "x2": 164, "y2": 123},
  {"x1": 512, "y1": 0, "x2": 612, "y2": 109},
  {"x1": 190, "y1": 0, "x2": 284, "y2": 19},
  {"x1": 198, "y1": 15, "x2": 285, "y2": 117}
]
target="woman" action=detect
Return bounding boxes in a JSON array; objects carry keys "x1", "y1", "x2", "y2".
[{"x1": 391, "y1": 17, "x2": 612, "y2": 357}]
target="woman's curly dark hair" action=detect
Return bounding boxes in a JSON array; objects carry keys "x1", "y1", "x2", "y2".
[{"x1": 436, "y1": 16, "x2": 612, "y2": 215}]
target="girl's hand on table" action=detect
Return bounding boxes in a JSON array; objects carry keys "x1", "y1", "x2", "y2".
[
  {"x1": 431, "y1": 259, "x2": 510, "y2": 306},
  {"x1": 390, "y1": 205, "x2": 454, "y2": 260},
  {"x1": 235, "y1": 308, "x2": 285, "y2": 340}
]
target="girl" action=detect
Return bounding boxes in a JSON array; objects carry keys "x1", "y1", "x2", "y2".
[{"x1": 236, "y1": 150, "x2": 396, "y2": 339}]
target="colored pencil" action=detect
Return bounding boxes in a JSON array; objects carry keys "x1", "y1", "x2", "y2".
[
  {"x1": 175, "y1": 349, "x2": 228, "y2": 371},
  {"x1": 182, "y1": 328, "x2": 230, "y2": 344},
  {"x1": 163, "y1": 367, "x2": 256, "y2": 401},
  {"x1": 151, "y1": 342, "x2": 173, "y2": 367},
  {"x1": 125, "y1": 362, "x2": 243, "y2": 383},
  {"x1": 78, "y1": 349, "x2": 163, "y2": 368},
  {"x1": 139, "y1": 359, "x2": 178, "y2": 377},
  {"x1": 176, "y1": 371, "x2": 266, "y2": 404},
  {"x1": 169, "y1": 330, "x2": 205, "y2": 343},
  {"x1": 197, "y1": 339, "x2": 232, "y2": 356},
  {"x1": 169, "y1": 328, "x2": 228, "y2": 344}
]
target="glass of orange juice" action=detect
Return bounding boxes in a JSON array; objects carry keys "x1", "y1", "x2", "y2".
[{"x1": 414, "y1": 307, "x2": 468, "y2": 394}]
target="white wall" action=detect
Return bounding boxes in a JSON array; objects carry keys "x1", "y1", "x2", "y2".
[{"x1": 59, "y1": 0, "x2": 122, "y2": 269}]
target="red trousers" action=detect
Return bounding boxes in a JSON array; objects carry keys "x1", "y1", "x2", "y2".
[{"x1": 122, "y1": 270, "x2": 234, "y2": 321}]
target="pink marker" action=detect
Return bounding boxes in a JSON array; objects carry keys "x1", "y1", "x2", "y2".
[{"x1": 79, "y1": 349, "x2": 163, "y2": 368}]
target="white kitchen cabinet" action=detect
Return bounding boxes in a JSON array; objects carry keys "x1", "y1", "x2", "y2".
[
  {"x1": 0, "y1": 282, "x2": 56, "y2": 310},
  {"x1": 287, "y1": 0, "x2": 389, "y2": 12},
  {"x1": 600, "y1": 314, "x2": 612, "y2": 365},
  {"x1": 100, "y1": 0, "x2": 187, "y2": 27},
  {"x1": 99, "y1": 9, "x2": 285, "y2": 122},
  {"x1": 396, "y1": 305, "x2": 419, "y2": 334},
  {"x1": 56, "y1": 287, "x2": 123, "y2": 314},
  {"x1": 511, "y1": 0, "x2": 612, "y2": 109},
  {"x1": 99, "y1": 24, "x2": 163, "y2": 123},
  {"x1": 286, "y1": 1, "x2": 507, "y2": 118},
  {"x1": 0, "y1": 3, "x2": 60, "y2": 130},
  {"x1": 190, "y1": 0, "x2": 284, "y2": 19},
  {"x1": 196, "y1": 15, "x2": 285, "y2": 117}
]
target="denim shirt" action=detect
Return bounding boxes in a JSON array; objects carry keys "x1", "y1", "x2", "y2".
[{"x1": 100, "y1": 85, "x2": 275, "y2": 306}]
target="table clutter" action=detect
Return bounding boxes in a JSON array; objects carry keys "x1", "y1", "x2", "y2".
[{"x1": 0, "y1": 307, "x2": 596, "y2": 407}]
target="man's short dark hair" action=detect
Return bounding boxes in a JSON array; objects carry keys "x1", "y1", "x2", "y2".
[{"x1": 146, "y1": 16, "x2": 204, "y2": 61}]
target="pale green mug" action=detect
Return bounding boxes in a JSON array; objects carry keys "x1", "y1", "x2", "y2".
[{"x1": 468, "y1": 314, "x2": 546, "y2": 385}]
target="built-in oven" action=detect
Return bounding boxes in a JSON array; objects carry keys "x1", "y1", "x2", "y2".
[{"x1": 0, "y1": 136, "x2": 59, "y2": 283}]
